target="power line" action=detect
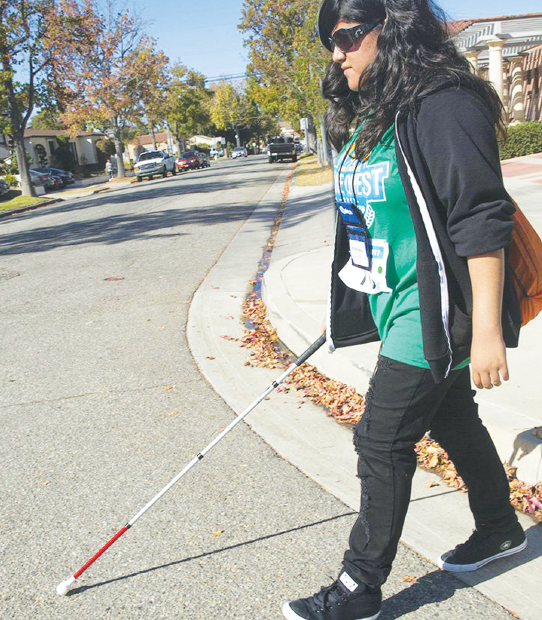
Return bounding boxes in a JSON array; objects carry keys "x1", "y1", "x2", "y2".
[{"x1": 204, "y1": 73, "x2": 246, "y2": 83}]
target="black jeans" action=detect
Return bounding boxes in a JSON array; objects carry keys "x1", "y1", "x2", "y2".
[{"x1": 343, "y1": 356, "x2": 518, "y2": 588}]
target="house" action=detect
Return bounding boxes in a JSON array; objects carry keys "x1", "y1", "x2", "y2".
[
  {"x1": 452, "y1": 13, "x2": 542, "y2": 122},
  {"x1": 126, "y1": 131, "x2": 178, "y2": 163},
  {"x1": 189, "y1": 135, "x2": 214, "y2": 147},
  {"x1": 22, "y1": 129, "x2": 106, "y2": 170}
]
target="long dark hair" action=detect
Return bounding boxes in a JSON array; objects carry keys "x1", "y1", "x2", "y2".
[{"x1": 319, "y1": 0, "x2": 505, "y2": 157}]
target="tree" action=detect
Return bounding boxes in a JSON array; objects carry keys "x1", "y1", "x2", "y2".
[
  {"x1": 210, "y1": 81, "x2": 278, "y2": 150},
  {"x1": 165, "y1": 63, "x2": 212, "y2": 151},
  {"x1": 45, "y1": 0, "x2": 169, "y2": 178},
  {"x1": 239, "y1": 0, "x2": 328, "y2": 145},
  {"x1": 0, "y1": 0, "x2": 54, "y2": 196},
  {"x1": 30, "y1": 106, "x2": 65, "y2": 130},
  {"x1": 210, "y1": 82, "x2": 244, "y2": 147},
  {"x1": 130, "y1": 42, "x2": 170, "y2": 150},
  {"x1": 53, "y1": 135, "x2": 76, "y2": 172}
]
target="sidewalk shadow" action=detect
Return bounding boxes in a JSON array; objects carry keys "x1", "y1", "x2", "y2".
[
  {"x1": 508, "y1": 427, "x2": 542, "y2": 467},
  {"x1": 66, "y1": 511, "x2": 357, "y2": 596},
  {"x1": 381, "y1": 522, "x2": 541, "y2": 619},
  {"x1": 380, "y1": 570, "x2": 469, "y2": 619}
]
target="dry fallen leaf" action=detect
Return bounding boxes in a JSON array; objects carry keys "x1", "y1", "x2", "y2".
[
  {"x1": 206, "y1": 356, "x2": 215, "y2": 360},
  {"x1": 424, "y1": 480, "x2": 439, "y2": 489},
  {"x1": 400, "y1": 575, "x2": 417, "y2": 583},
  {"x1": 162, "y1": 385, "x2": 174, "y2": 391},
  {"x1": 211, "y1": 530, "x2": 224, "y2": 537}
]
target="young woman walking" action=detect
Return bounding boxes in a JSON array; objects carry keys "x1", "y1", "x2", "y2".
[{"x1": 282, "y1": 1, "x2": 527, "y2": 619}]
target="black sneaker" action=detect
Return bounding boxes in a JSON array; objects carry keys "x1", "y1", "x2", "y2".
[
  {"x1": 438, "y1": 523, "x2": 527, "y2": 572},
  {"x1": 282, "y1": 571, "x2": 381, "y2": 620}
]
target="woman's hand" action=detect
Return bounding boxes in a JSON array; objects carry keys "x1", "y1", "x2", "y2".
[
  {"x1": 470, "y1": 329, "x2": 509, "y2": 389},
  {"x1": 467, "y1": 249, "x2": 509, "y2": 390}
]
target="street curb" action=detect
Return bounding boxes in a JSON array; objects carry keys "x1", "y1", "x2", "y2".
[{"x1": 0, "y1": 198, "x2": 61, "y2": 219}]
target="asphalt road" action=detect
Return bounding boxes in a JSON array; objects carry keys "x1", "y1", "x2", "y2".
[{"x1": 0, "y1": 155, "x2": 515, "y2": 620}]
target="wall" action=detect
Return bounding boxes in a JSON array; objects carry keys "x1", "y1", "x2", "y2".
[
  {"x1": 76, "y1": 137, "x2": 99, "y2": 166},
  {"x1": 523, "y1": 45, "x2": 542, "y2": 121}
]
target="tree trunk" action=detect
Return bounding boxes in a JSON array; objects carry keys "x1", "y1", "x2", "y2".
[
  {"x1": 14, "y1": 132, "x2": 36, "y2": 197},
  {"x1": 173, "y1": 120, "x2": 182, "y2": 155},
  {"x1": 2, "y1": 68, "x2": 35, "y2": 196},
  {"x1": 150, "y1": 122, "x2": 157, "y2": 150},
  {"x1": 110, "y1": 117, "x2": 126, "y2": 178}
]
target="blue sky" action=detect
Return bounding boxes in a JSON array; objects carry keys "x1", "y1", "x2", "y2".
[{"x1": 132, "y1": 1, "x2": 542, "y2": 79}]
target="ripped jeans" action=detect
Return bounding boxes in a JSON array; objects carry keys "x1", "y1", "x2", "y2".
[{"x1": 342, "y1": 356, "x2": 518, "y2": 588}]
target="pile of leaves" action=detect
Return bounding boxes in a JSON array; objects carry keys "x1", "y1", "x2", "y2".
[
  {"x1": 242, "y1": 296, "x2": 365, "y2": 424},
  {"x1": 507, "y1": 465, "x2": 542, "y2": 518},
  {"x1": 415, "y1": 436, "x2": 466, "y2": 491},
  {"x1": 240, "y1": 297, "x2": 542, "y2": 522}
]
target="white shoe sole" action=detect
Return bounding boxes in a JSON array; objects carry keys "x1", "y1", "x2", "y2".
[
  {"x1": 282, "y1": 601, "x2": 381, "y2": 620},
  {"x1": 437, "y1": 538, "x2": 527, "y2": 572}
]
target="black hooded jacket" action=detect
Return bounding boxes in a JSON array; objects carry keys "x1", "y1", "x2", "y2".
[{"x1": 327, "y1": 84, "x2": 522, "y2": 383}]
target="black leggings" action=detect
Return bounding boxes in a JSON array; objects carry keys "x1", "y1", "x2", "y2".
[{"x1": 342, "y1": 356, "x2": 517, "y2": 588}]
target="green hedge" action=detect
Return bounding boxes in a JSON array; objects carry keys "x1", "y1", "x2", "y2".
[{"x1": 499, "y1": 121, "x2": 542, "y2": 160}]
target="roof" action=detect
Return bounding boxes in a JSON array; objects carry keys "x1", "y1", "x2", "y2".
[
  {"x1": 447, "y1": 20, "x2": 475, "y2": 36},
  {"x1": 468, "y1": 12, "x2": 542, "y2": 23},
  {"x1": 24, "y1": 129, "x2": 105, "y2": 138},
  {"x1": 129, "y1": 132, "x2": 169, "y2": 146}
]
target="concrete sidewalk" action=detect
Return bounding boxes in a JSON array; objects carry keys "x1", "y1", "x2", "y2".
[{"x1": 258, "y1": 157, "x2": 542, "y2": 619}]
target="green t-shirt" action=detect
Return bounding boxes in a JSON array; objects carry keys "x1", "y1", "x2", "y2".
[{"x1": 335, "y1": 125, "x2": 469, "y2": 370}]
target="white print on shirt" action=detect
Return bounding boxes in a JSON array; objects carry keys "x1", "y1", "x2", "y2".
[
  {"x1": 335, "y1": 158, "x2": 389, "y2": 229},
  {"x1": 339, "y1": 237, "x2": 392, "y2": 294},
  {"x1": 335, "y1": 157, "x2": 391, "y2": 294}
]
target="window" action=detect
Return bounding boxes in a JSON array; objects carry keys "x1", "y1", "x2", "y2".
[
  {"x1": 48, "y1": 139, "x2": 56, "y2": 154},
  {"x1": 69, "y1": 141, "x2": 78, "y2": 162}
]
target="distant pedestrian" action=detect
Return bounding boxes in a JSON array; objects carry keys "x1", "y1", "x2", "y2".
[
  {"x1": 105, "y1": 158, "x2": 113, "y2": 179},
  {"x1": 282, "y1": 1, "x2": 526, "y2": 619}
]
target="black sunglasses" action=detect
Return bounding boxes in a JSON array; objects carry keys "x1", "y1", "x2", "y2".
[{"x1": 328, "y1": 21, "x2": 383, "y2": 53}]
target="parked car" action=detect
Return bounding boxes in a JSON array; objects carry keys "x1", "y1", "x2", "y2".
[
  {"x1": 33, "y1": 166, "x2": 75, "y2": 187},
  {"x1": 176, "y1": 151, "x2": 200, "y2": 172},
  {"x1": 195, "y1": 152, "x2": 210, "y2": 168},
  {"x1": 210, "y1": 148, "x2": 224, "y2": 158},
  {"x1": 0, "y1": 178, "x2": 10, "y2": 197},
  {"x1": 29, "y1": 169, "x2": 54, "y2": 188},
  {"x1": 134, "y1": 150, "x2": 176, "y2": 181},
  {"x1": 232, "y1": 146, "x2": 248, "y2": 159},
  {"x1": 48, "y1": 175, "x2": 64, "y2": 191}
]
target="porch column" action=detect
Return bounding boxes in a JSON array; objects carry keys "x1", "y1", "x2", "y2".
[
  {"x1": 465, "y1": 49, "x2": 481, "y2": 74},
  {"x1": 487, "y1": 37, "x2": 505, "y2": 101},
  {"x1": 509, "y1": 55, "x2": 526, "y2": 123}
]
